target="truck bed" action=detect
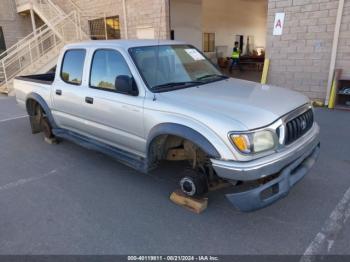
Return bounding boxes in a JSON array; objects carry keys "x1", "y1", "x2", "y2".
[
  {"x1": 15, "y1": 73, "x2": 55, "y2": 85},
  {"x1": 14, "y1": 73, "x2": 55, "y2": 110}
]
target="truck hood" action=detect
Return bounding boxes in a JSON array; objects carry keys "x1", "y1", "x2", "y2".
[{"x1": 158, "y1": 78, "x2": 309, "y2": 130}]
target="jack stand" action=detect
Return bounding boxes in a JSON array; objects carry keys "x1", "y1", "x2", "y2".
[
  {"x1": 170, "y1": 190, "x2": 208, "y2": 214},
  {"x1": 44, "y1": 137, "x2": 59, "y2": 145}
]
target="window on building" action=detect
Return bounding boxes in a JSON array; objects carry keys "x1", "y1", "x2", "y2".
[
  {"x1": 90, "y1": 49, "x2": 133, "y2": 93},
  {"x1": 203, "y1": 33, "x2": 215, "y2": 53},
  {"x1": 0, "y1": 27, "x2": 6, "y2": 57},
  {"x1": 60, "y1": 49, "x2": 86, "y2": 85},
  {"x1": 89, "y1": 16, "x2": 121, "y2": 40}
]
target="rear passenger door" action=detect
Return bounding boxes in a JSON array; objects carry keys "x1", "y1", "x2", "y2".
[
  {"x1": 79, "y1": 48, "x2": 145, "y2": 157},
  {"x1": 51, "y1": 49, "x2": 88, "y2": 133}
]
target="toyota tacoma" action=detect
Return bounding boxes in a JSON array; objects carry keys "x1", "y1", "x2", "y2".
[{"x1": 14, "y1": 40, "x2": 320, "y2": 211}]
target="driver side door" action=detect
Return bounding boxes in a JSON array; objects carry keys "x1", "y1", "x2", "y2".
[{"x1": 79, "y1": 48, "x2": 146, "y2": 157}]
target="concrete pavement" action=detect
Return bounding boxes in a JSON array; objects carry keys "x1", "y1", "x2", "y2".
[{"x1": 0, "y1": 96, "x2": 350, "y2": 255}]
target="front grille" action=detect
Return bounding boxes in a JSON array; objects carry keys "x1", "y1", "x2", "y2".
[{"x1": 285, "y1": 109, "x2": 314, "y2": 145}]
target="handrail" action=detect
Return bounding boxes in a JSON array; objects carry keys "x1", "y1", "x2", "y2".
[
  {"x1": 2, "y1": 11, "x2": 78, "y2": 64},
  {"x1": 0, "y1": 23, "x2": 49, "y2": 59},
  {"x1": 0, "y1": 11, "x2": 83, "y2": 90},
  {"x1": 1, "y1": 0, "x2": 89, "y2": 93},
  {"x1": 16, "y1": 0, "x2": 63, "y2": 16},
  {"x1": 65, "y1": 0, "x2": 83, "y2": 13},
  {"x1": 4, "y1": 0, "x2": 65, "y2": 60},
  {"x1": 3, "y1": 29, "x2": 57, "y2": 66},
  {"x1": 55, "y1": 0, "x2": 106, "y2": 19},
  {"x1": 4, "y1": 33, "x2": 61, "y2": 79},
  {"x1": 43, "y1": 0, "x2": 65, "y2": 16}
]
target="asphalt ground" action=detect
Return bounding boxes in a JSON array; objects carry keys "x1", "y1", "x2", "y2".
[{"x1": 0, "y1": 95, "x2": 350, "y2": 256}]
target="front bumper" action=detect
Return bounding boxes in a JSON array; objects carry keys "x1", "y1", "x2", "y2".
[
  {"x1": 226, "y1": 144, "x2": 320, "y2": 212},
  {"x1": 211, "y1": 123, "x2": 320, "y2": 212}
]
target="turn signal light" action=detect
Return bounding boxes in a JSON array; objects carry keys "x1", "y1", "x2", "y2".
[{"x1": 231, "y1": 135, "x2": 251, "y2": 154}]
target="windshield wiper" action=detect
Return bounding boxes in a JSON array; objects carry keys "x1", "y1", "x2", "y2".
[
  {"x1": 152, "y1": 81, "x2": 203, "y2": 92},
  {"x1": 196, "y1": 74, "x2": 228, "y2": 81}
]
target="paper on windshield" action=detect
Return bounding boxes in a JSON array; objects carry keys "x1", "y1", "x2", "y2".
[{"x1": 185, "y1": 49, "x2": 205, "y2": 61}]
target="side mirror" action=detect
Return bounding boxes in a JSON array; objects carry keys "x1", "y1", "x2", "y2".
[{"x1": 115, "y1": 75, "x2": 138, "y2": 96}]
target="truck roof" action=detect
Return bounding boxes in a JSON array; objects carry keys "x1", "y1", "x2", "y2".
[{"x1": 65, "y1": 39, "x2": 187, "y2": 49}]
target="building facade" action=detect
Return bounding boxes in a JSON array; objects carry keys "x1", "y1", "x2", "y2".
[
  {"x1": 0, "y1": 0, "x2": 33, "y2": 53},
  {"x1": 54, "y1": 0, "x2": 170, "y2": 40},
  {"x1": 0, "y1": 0, "x2": 349, "y2": 102},
  {"x1": 266, "y1": 0, "x2": 350, "y2": 102}
]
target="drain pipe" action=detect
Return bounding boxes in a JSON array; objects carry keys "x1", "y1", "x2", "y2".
[
  {"x1": 325, "y1": 0, "x2": 344, "y2": 105},
  {"x1": 122, "y1": 0, "x2": 129, "y2": 39}
]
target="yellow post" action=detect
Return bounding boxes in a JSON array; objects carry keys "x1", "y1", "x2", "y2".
[
  {"x1": 328, "y1": 69, "x2": 342, "y2": 109},
  {"x1": 328, "y1": 76, "x2": 337, "y2": 109},
  {"x1": 261, "y1": 59, "x2": 270, "y2": 85}
]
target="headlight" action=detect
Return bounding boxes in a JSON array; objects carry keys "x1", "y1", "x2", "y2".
[{"x1": 230, "y1": 130, "x2": 277, "y2": 154}]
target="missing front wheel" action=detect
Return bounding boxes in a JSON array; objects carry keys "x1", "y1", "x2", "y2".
[{"x1": 179, "y1": 169, "x2": 209, "y2": 197}]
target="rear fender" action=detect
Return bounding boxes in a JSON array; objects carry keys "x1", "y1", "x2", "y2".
[{"x1": 25, "y1": 93, "x2": 57, "y2": 133}]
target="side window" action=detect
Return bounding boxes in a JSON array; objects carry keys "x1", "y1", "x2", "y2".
[
  {"x1": 90, "y1": 49, "x2": 134, "y2": 92},
  {"x1": 60, "y1": 49, "x2": 86, "y2": 85}
]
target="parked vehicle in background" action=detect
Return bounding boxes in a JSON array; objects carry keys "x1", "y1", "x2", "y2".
[{"x1": 14, "y1": 40, "x2": 320, "y2": 212}]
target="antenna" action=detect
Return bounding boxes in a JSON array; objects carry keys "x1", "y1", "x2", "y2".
[{"x1": 153, "y1": 0, "x2": 164, "y2": 102}]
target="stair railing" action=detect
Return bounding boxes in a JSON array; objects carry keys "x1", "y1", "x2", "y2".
[{"x1": 0, "y1": 11, "x2": 83, "y2": 93}]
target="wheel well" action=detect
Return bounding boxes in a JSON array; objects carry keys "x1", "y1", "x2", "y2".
[
  {"x1": 26, "y1": 98, "x2": 43, "y2": 116},
  {"x1": 26, "y1": 98, "x2": 44, "y2": 134},
  {"x1": 147, "y1": 135, "x2": 209, "y2": 171}
]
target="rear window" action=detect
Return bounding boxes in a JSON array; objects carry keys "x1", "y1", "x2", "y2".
[{"x1": 60, "y1": 49, "x2": 86, "y2": 85}]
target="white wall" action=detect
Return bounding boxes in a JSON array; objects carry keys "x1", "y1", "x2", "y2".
[
  {"x1": 170, "y1": 0, "x2": 203, "y2": 50},
  {"x1": 170, "y1": 0, "x2": 268, "y2": 57},
  {"x1": 202, "y1": 0, "x2": 268, "y2": 57}
]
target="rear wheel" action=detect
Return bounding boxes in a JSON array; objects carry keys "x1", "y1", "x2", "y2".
[{"x1": 33, "y1": 104, "x2": 56, "y2": 142}]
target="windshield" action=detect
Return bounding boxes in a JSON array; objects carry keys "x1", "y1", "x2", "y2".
[{"x1": 129, "y1": 45, "x2": 227, "y2": 92}]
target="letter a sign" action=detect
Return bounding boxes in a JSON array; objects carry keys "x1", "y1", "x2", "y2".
[{"x1": 273, "y1": 13, "x2": 285, "y2": 36}]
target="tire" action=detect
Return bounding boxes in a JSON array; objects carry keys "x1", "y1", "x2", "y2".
[{"x1": 36, "y1": 105, "x2": 54, "y2": 140}]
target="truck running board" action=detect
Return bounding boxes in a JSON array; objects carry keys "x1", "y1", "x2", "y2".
[{"x1": 52, "y1": 128, "x2": 147, "y2": 173}]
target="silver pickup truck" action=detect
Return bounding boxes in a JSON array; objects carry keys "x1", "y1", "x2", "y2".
[{"x1": 14, "y1": 40, "x2": 320, "y2": 212}]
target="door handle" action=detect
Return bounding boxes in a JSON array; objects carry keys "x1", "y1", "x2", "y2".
[
  {"x1": 56, "y1": 89, "x2": 62, "y2": 96},
  {"x1": 85, "y1": 97, "x2": 94, "y2": 104}
]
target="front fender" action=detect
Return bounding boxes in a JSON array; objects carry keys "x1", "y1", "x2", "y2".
[{"x1": 147, "y1": 123, "x2": 221, "y2": 159}]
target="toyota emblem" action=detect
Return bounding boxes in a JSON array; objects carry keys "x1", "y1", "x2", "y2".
[{"x1": 301, "y1": 119, "x2": 307, "y2": 130}]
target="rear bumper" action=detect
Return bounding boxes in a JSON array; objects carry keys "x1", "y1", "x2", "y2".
[{"x1": 226, "y1": 143, "x2": 320, "y2": 212}]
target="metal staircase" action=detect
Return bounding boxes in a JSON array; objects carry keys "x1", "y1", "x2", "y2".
[{"x1": 0, "y1": 0, "x2": 89, "y2": 95}]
